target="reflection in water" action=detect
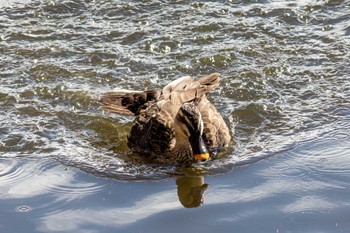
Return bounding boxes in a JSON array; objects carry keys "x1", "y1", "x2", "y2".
[
  {"x1": 176, "y1": 176, "x2": 208, "y2": 208},
  {"x1": 175, "y1": 168, "x2": 209, "y2": 208}
]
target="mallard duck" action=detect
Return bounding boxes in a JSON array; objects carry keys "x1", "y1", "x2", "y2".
[{"x1": 100, "y1": 73, "x2": 231, "y2": 163}]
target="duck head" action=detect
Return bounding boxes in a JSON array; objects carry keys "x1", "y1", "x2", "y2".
[{"x1": 175, "y1": 102, "x2": 209, "y2": 162}]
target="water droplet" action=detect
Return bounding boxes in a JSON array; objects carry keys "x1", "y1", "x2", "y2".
[{"x1": 16, "y1": 205, "x2": 32, "y2": 213}]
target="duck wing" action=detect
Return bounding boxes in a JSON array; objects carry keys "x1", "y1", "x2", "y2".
[
  {"x1": 197, "y1": 96, "x2": 231, "y2": 148},
  {"x1": 159, "y1": 72, "x2": 231, "y2": 148},
  {"x1": 157, "y1": 73, "x2": 221, "y2": 118},
  {"x1": 99, "y1": 90, "x2": 160, "y2": 116}
]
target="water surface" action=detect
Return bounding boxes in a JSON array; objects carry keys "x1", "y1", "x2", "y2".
[{"x1": 0, "y1": 0, "x2": 349, "y2": 232}]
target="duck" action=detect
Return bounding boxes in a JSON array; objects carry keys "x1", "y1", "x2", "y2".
[{"x1": 99, "y1": 73, "x2": 231, "y2": 164}]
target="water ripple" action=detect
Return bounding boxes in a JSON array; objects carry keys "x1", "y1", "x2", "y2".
[
  {"x1": 0, "y1": 0, "x2": 349, "y2": 180},
  {"x1": 261, "y1": 118, "x2": 350, "y2": 190},
  {"x1": 0, "y1": 158, "x2": 105, "y2": 200},
  {"x1": 0, "y1": 159, "x2": 29, "y2": 185}
]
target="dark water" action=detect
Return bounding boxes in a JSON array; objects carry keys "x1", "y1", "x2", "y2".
[{"x1": 1, "y1": 0, "x2": 349, "y2": 232}]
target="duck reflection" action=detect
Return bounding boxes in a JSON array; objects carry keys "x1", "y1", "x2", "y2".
[{"x1": 176, "y1": 169, "x2": 209, "y2": 208}]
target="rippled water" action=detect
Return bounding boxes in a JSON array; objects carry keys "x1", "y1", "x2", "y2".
[
  {"x1": 1, "y1": 0, "x2": 348, "y2": 179},
  {"x1": 1, "y1": 0, "x2": 349, "y2": 232}
]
